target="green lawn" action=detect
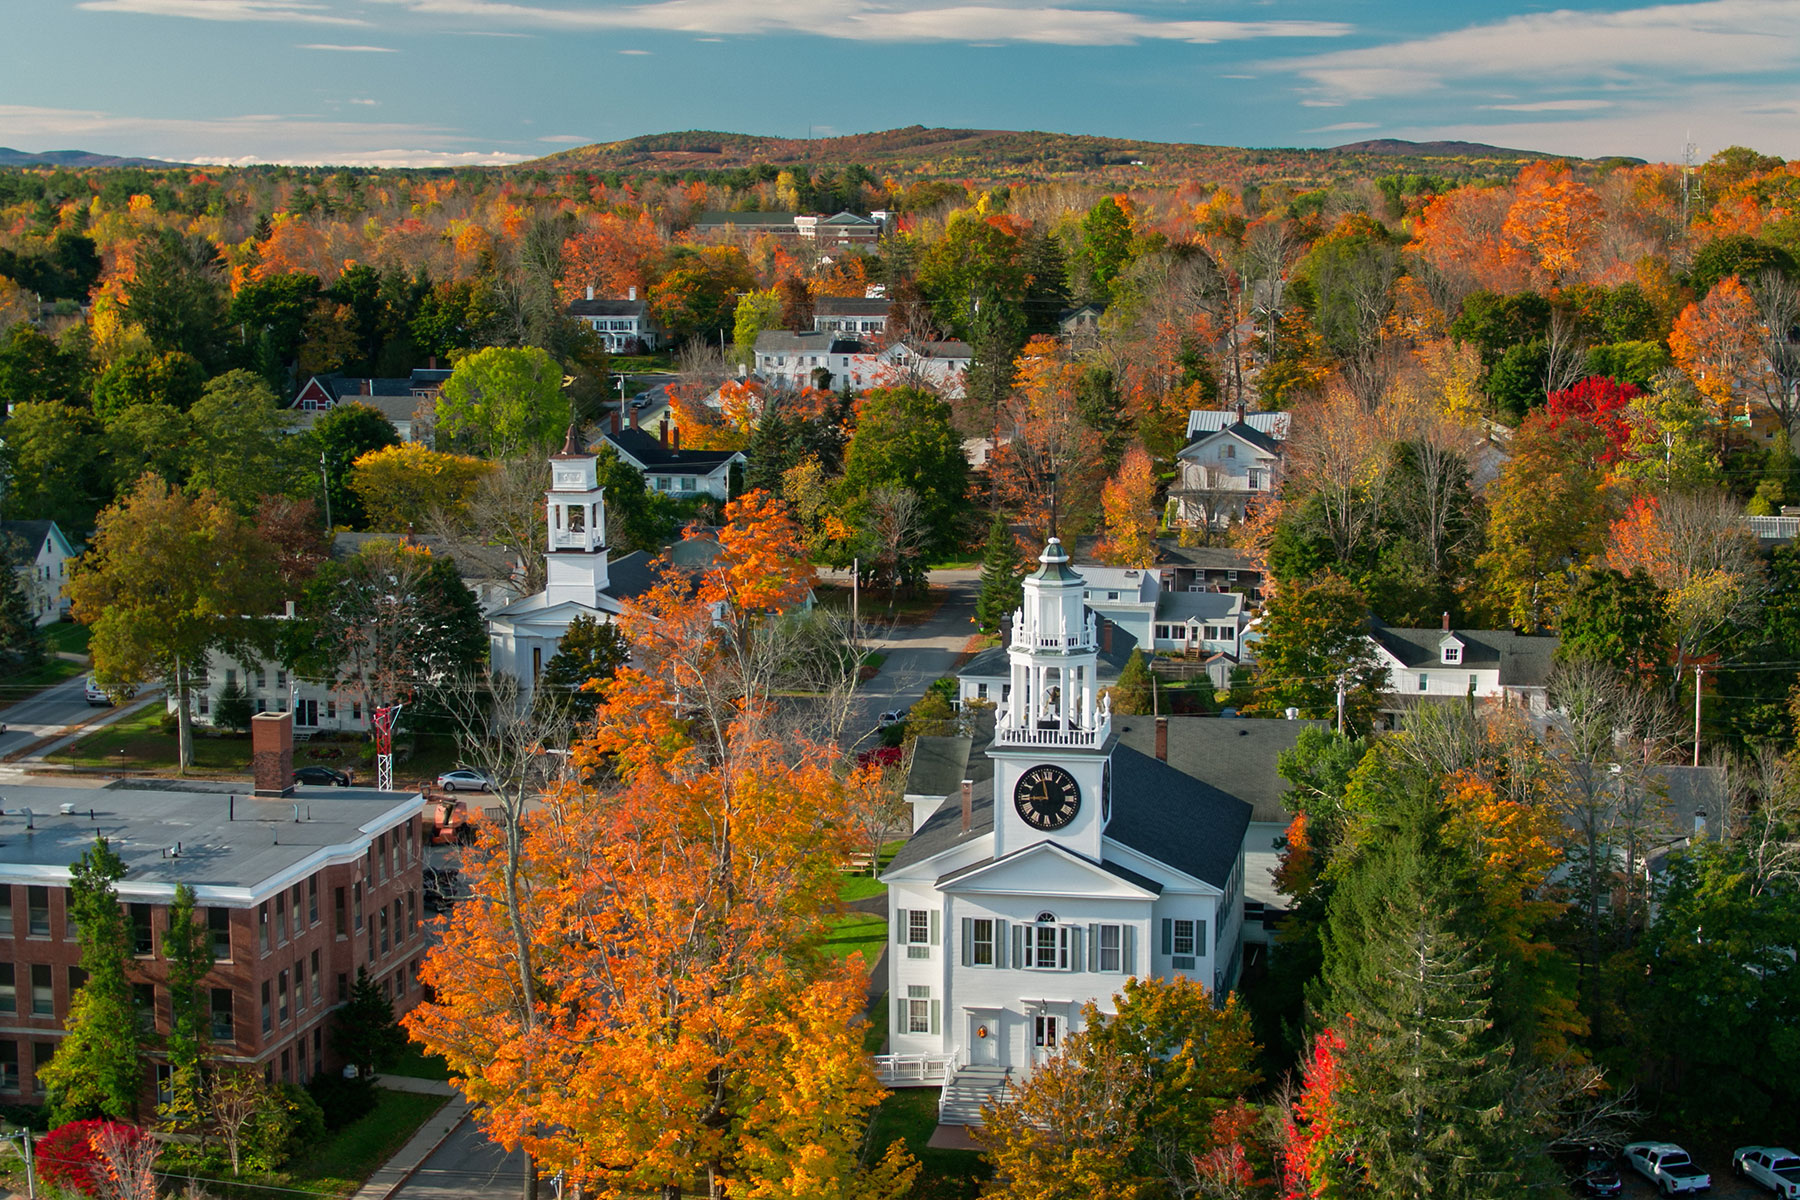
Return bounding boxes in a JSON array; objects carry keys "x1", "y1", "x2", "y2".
[
  {"x1": 46, "y1": 707, "x2": 254, "y2": 771},
  {"x1": 44, "y1": 622, "x2": 91, "y2": 656},
  {"x1": 825, "y1": 912, "x2": 887, "y2": 967},
  {"x1": 0, "y1": 656, "x2": 87, "y2": 712},
  {"x1": 839, "y1": 873, "x2": 887, "y2": 903},
  {"x1": 279, "y1": 1087, "x2": 447, "y2": 1196},
  {"x1": 866, "y1": 1089, "x2": 989, "y2": 1200},
  {"x1": 386, "y1": 1043, "x2": 455, "y2": 1081}
]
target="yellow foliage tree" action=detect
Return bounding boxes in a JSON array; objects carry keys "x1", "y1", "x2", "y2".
[
  {"x1": 347, "y1": 443, "x2": 492, "y2": 532},
  {"x1": 1669, "y1": 275, "x2": 1768, "y2": 410},
  {"x1": 1095, "y1": 445, "x2": 1159, "y2": 567}
]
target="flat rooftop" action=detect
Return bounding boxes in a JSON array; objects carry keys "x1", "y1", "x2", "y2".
[{"x1": 0, "y1": 779, "x2": 423, "y2": 902}]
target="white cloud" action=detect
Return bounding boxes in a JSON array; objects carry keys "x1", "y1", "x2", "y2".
[
  {"x1": 78, "y1": 0, "x2": 366, "y2": 24},
  {"x1": 538, "y1": 134, "x2": 589, "y2": 142},
  {"x1": 1273, "y1": 0, "x2": 1800, "y2": 101},
  {"x1": 1308, "y1": 121, "x2": 1377, "y2": 132},
  {"x1": 617, "y1": 47, "x2": 651, "y2": 53},
  {"x1": 365, "y1": 0, "x2": 1351, "y2": 46},
  {"x1": 1480, "y1": 99, "x2": 1613, "y2": 112},
  {"x1": 298, "y1": 42, "x2": 398, "y2": 50},
  {"x1": 0, "y1": 104, "x2": 524, "y2": 167}
]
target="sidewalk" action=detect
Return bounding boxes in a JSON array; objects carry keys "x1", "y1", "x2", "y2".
[{"x1": 352, "y1": 1079, "x2": 469, "y2": 1200}]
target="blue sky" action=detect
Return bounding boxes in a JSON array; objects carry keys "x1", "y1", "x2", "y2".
[{"x1": 2, "y1": 0, "x2": 1797, "y2": 166}]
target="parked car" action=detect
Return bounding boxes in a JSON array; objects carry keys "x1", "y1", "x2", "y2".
[
  {"x1": 84, "y1": 676, "x2": 115, "y2": 706},
  {"x1": 436, "y1": 768, "x2": 492, "y2": 793},
  {"x1": 1734, "y1": 1147, "x2": 1800, "y2": 1197},
  {"x1": 1564, "y1": 1146, "x2": 1623, "y2": 1197},
  {"x1": 293, "y1": 766, "x2": 350, "y2": 787},
  {"x1": 1624, "y1": 1142, "x2": 1711, "y2": 1194},
  {"x1": 877, "y1": 709, "x2": 908, "y2": 728}
]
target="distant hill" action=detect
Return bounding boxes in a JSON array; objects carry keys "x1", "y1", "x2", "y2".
[
  {"x1": 0, "y1": 146, "x2": 183, "y2": 169},
  {"x1": 527, "y1": 126, "x2": 1602, "y2": 187},
  {"x1": 1330, "y1": 138, "x2": 1549, "y2": 159}
]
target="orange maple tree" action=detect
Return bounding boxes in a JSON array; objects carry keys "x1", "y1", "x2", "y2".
[
  {"x1": 1095, "y1": 445, "x2": 1159, "y2": 567},
  {"x1": 1669, "y1": 274, "x2": 1767, "y2": 409},
  {"x1": 1503, "y1": 161, "x2": 1604, "y2": 286}
]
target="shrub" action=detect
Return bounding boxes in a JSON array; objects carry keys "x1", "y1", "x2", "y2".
[
  {"x1": 306, "y1": 1072, "x2": 379, "y2": 1132},
  {"x1": 36, "y1": 1120, "x2": 142, "y2": 1197}
]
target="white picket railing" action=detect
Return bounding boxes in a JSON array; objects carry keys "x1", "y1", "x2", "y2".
[
  {"x1": 1747, "y1": 515, "x2": 1800, "y2": 541},
  {"x1": 873, "y1": 1052, "x2": 955, "y2": 1086}
]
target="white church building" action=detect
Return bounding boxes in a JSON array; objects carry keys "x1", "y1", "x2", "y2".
[{"x1": 879, "y1": 539, "x2": 1252, "y2": 1124}]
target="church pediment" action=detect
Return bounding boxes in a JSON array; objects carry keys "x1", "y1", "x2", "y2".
[{"x1": 938, "y1": 841, "x2": 1161, "y2": 899}]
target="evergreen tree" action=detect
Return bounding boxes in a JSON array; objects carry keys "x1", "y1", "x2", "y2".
[
  {"x1": 1108, "y1": 648, "x2": 1152, "y2": 715},
  {"x1": 332, "y1": 967, "x2": 406, "y2": 1077},
  {"x1": 41, "y1": 838, "x2": 142, "y2": 1122},
  {"x1": 742, "y1": 408, "x2": 798, "y2": 495},
  {"x1": 215, "y1": 679, "x2": 253, "y2": 733},
  {"x1": 536, "y1": 614, "x2": 631, "y2": 726},
  {"x1": 160, "y1": 882, "x2": 215, "y2": 1130},
  {"x1": 0, "y1": 537, "x2": 44, "y2": 671},
  {"x1": 974, "y1": 514, "x2": 1024, "y2": 634}
]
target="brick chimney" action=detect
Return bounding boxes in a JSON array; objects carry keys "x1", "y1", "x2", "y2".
[
  {"x1": 658, "y1": 416, "x2": 669, "y2": 448},
  {"x1": 628, "y1": 285, "x2": 637, "y2": 302},
  {"x1": 961, "y1": 779, "x2": 974, "y2": 834},
  {"x1": 671, "y1": 426, "x2": 680, "y2": 453},
  {"x1": 1442, "y1": 611, "x2": 1451, "y2": 632},
  {"x1": 1101, "y1": 619, "x2": 1113, "y2": 654},
  {"x1": 252, "y1": 711, "x2": 295, "y2": 797},
  {"x1": 610, "y1": 410, "x2": 621, "y2": 435},
  {"x1": 1154, "y1": 715, "x2": 1168, "y2": 763},
  {"x1": 1234, "y1": 397, "x2": 1246, "y2": 424}
]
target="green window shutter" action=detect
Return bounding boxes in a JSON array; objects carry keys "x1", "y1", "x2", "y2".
[
  {"x1": 1087, "y1": 923, "x2": 1100, "y2": 972},
  {"x1": 1198, "y1": 917, "x2": 1209, "y2": 958},
  {"x1": 895, "y1": 909, "x2": 908, "y2": 945},
  {"x1": 929, "y1": 999, "x2": 940, "y2": 1036},
  {"x1": 961, "y1": 918, "x2": 973, "y2": 967},
  {"x1": 1068, "y1": 926, "x2": 1082, "y2": 972},
  {"x1": 1012, "y1": 924, "x2": 1024, "y2": 969},
  {"x1": 928, "y1": 909, "x2": 940, "y2": 946},
  {"x1": 995, "y1": 920, "x2": 1008, "y2": 968},
  {"x1": 1123, "y1": 925, "x2": 1136, "y2": 974},
  {"x1": 1161, "y1": 918, "x2": 1173, "y2": 956}
]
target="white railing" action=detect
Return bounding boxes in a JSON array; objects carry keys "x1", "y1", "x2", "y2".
[
  {"x1": 993, "y1": 707, "x2": 1113, "y2": 749},
  {"x1": 1009, "y1": 612, "x2": 1097, "y2": 652},
  {"x1": 873, "y1": 1052, "x2": 955, "y2": 1087},
  {"x1": 550, "y1": 530, "x2": 602, "y2": 551},
  {"x1": 1747, "y1": 515, "x2": 1800, "y2": 541}
]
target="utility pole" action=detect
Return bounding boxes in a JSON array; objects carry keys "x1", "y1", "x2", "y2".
[
  {"x1": 1336, "y1": 673, "x2": 1346, "y2": 736},
  {"x1": 851, "y1": 557, "x2": 859, "y2": 632},
  {"x1": 319, "y1": 451, "x2": 332, "y2": 531},
  {"x1": 3, "y1": 1128, "x2": 37, "y2": 1200},
  {"x1": 1693, "y1": 666, "x2": 1704, "y2": 768}
]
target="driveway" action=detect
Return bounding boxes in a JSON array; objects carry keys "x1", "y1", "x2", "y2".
[
  {"x1": 386, "y1": 1110, "x2": 526, "y2": 1200},
  {"x1": 837, "y1": 567, "x2": 980, "y2": 749}
]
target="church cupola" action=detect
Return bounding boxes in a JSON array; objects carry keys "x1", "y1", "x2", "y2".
[
  {"x1": 544, "y1": 426, "x2": 610, "y2": 606},
  {"x1": 998, "y1": 538, "x2": 1109, "y2": 748}
]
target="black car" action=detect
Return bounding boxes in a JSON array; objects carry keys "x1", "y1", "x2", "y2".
[
  {"x1": 293, "y1": 765, "x2": 350, "y2": 787},
  {"x1": 1570, "y1": 1147, "x2": 1623, "y2": 1197}
]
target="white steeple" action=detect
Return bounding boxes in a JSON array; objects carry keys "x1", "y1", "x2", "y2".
[
  {"x1": 999, "y1": 537, "x2": 1109, "y2": 746},
  {"x1": 543, "y1": 426, "x2": 610, "y2": 607}
]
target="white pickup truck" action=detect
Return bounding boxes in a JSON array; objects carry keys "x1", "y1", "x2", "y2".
[
  {"x1": 1625, "y1": 1142, "x2": 1711, "y2": 1195},
  {"x1": 1734, "y1": 1146, "x2": 1800, "y2": 1198}
]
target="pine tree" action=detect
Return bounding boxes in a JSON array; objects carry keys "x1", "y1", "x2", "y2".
[
  {"x1": 743, "y1": 408, "x2": 798, "y2": 495},
  {"x1": 535, "y1": 613, "x2": 630, "y2": 725},
  {"x1": 975, "y1": 513, "x2": 1024, "y2": 634},
  {"x1": 1109, "y1": 648, "x2": 1152, "y2": 715},
  {"x1": 0, "y1": 543, "x2": 44, "y2": 671},
  {"x1": 160, "y1": 882, "x2": 215, "y2": 1130},
  {"x1": 215, "y1": 679, "x2": 253, "y2": 733},
  {"x1": 41, "y1": 838, "x2": 143, "y2": 1122},
  {"x1": 332, "y1": 967, "x2": 406, "y2": 1077}
]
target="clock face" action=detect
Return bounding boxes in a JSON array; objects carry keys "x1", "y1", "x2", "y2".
[{"x1": 1014, "y1": 764, "x2": 1082, "y2": 831}]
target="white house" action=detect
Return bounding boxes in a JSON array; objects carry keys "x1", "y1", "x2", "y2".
[
  {"x1": 812, "y1": 296, "x2": 891, "y2": 339},
  {"x1": 880, "y1": 539, "x2": 1252, "y2": 1123},
  {"x1": 1366, "y1": 619, "x2": 1559, "y2": 720},
  {"x1": 291, "y1": 369, "x2": 450, "y2": 443},
  {"x1": 1172, "y1": 420, "x2": 1284, "y2": 530},
  {"x1": 569, "y1": 288, "x2": 662, "y2": 352},
  {"x1": 599, "y1": 423, "x2": 744, "y2": 501},
  {"x1": 0, "y1": 520, "x2": 77, "y2": 627},
  {"x1": 1073, "y1": 564, "x2": 1251, "y2": 667},
  {"x1": 753, "y1": 332, "x2": 971, "y2": 398}
]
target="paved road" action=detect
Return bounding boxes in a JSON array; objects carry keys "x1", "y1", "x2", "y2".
[
  {"x1": 837, "y1": 567, "x2": 981, "y2": 751},
  {"x1": 0, "y1": 673, "x2": 99, "y2": 759},
  {"x1": 388, "y1": 1110, "x2": 526, "y2": 1200}
]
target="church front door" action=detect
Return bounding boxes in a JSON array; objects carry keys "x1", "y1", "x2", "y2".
[{"x1": 967, "y1": 1012, "x2": 1000, "y2": 1066}]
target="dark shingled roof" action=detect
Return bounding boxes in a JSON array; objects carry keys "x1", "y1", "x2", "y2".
[
  {"x1": 1370, "y1": 623, "x2": 1559, "y2": 688},
  {"x1": 815, "y1": 296, "x2": 891, "y2": 316},
  {"x1": 906, "y1": 736, "x2": 992, "y2": 798},
  {"x1": 568, "y1": 298, "x2": 647, "y2": 318},
  {"x1": 1153, "y1": 541, "x2": 1260, "y2": 572},
  {"x1": 0, "y1": 520, "x2": 59, "y2": 563},
  {"x1": 1113, "y1": 715, "x2": 1320, "y2": 825},
  {"x1": 600, "y1": 427, "x2": 742, "y2": 472},
  {"x1": 888, "y1": 738, "x2": 1253, "y2": 889},
  {"x1": 1182, "y1": 420, "x2": 1283, "y2": 456}
]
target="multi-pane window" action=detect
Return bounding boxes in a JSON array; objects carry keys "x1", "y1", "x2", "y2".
[
  {"x1": 27, "y1": 886, "x2": 50, "y2": 937},
  {"x1": 0, "y1": 1041, "x2": 17, "y2": 1092},
  {"x1": 1163, "y1": 918, "x2": 1205, "y2": 970},
  {"x1": 1030, "y1": 923, "x2": 1068, "y2": 970},
  {"x1": 131, "y1": 904, "x2": 154, "y2": 956},
  {"x1": 211, "y1": 988, "x2": 234, "y2": 1040},
  {"x1": 337, "y1": 973, "x2": 349, "y2": 1003},
  {"x1": 32, "y1": 1043, "x2": 52, "y2": 1093},
  {"x1": 1097, "y1": 924, "x2": 1122, "y2": 973},
  {"x1": 971, "y1": 919, "x2": 995, "y2": 967},
  {"x1": 295, "y1": 960, "x2": 306, "y2": 1010},
  {"x1": 0, "y1": 965, "x2": 14, "y2": 1014},
  {"x1": 0, "y1": 888, "x2": 11, "y2": 935},
  {"x1": 133, "y1": 983, "x2": 155, "y2": 1032},
  {"x1": 393, "y1": 900, "x2": 404, "y2": 944},
  {"x1": 308, "y1": 877, "x2": 319, "y2": 925},
  {"x1": 353, "y1": 883, "x2": 363, "y2": 931},
  {"x1": 902, "y1": 908, "x2": 937, "y2": 960},
  {"x1": 291, "y1": 886, "x2": 303, "y2": 937},
  {"x1": 261, "y1": 982, "x2": 272, "y2": 1033},
  {"x1": 379, "y1": 910, "x2": 389, "y2": 955},
  {"x1": 335, "y1": 887, "x2": 347, "y2": 937},
  {"x1": 311, "y1": 950, "x2": 322, "y2": 1002},
  {"x1": 30, "y1": 965, "x2": 52, "y2": 1016},
  {"x1": 278, "y1": 971, "x2": 289, "y2": 1024},
  {"x1": 258, "y1": 903, "x2": 270, "y2": 953},
  {"x1": 209, "y1": 907, "x2": 232, "y2": 960},
  {"x1": 906, "y1": 985, "x2": 935, "y2": 1035},
  {"x1": 275, "y1": 895, "x2": 287, "y2": 944}
]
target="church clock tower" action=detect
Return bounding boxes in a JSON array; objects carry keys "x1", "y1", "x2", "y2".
[
  {"x1": 989, "y1": 538, "x2": 1115, "y2": 860},
  {"x1": 543, "y1": 426, "x2": 610, "y2": 607}
]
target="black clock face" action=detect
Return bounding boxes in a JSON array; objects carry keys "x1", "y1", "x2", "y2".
[{"x1": 1014, "y1": 764, "x2": 1082, "y2": 831}]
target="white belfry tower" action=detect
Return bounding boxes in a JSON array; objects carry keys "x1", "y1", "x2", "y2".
[
  {"x1": 543, "y1": 426, "x2": 609, "y2": 606},
  {"x1": 990, "y1": 537, "x2": 1114, "y2": 860}
]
